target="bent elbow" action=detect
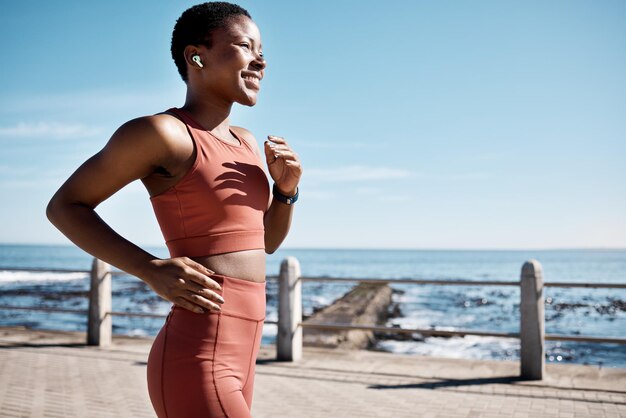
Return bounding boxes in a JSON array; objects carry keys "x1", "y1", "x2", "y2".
[
  {"x1": 46, "y1": 194, "x2": 63, "y2": 226},
  {"x1": 46, "y1": 192, "x2": 73, "y2": 226},
  {"x1": 265, "y1": 242, "x2": 277, "y2": 255}
]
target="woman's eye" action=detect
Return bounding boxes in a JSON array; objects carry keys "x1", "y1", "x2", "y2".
[{"x1": 239, "y1": 43, "x2": 263, "y2": 58}]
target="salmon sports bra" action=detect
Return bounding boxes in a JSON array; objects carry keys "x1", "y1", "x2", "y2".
[{"x1": 149, "y1": 107, "x2": 270, "y2": 258}]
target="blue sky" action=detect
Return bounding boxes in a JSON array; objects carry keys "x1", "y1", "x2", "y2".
[{"x1": 1, "y1": 0, "x2": 624, "y2": 249}]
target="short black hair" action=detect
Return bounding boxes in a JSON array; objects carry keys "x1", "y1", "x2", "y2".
[{"x1": 171, "y1": 2, "x2": 251, "y2": 82}]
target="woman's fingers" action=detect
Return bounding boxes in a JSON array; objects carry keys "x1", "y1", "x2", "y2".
[
  {"x1": 284, "y1": 159, "x2": 301, "y2": 168},
  {"x1": 186, "y1": 292, "x2": 223, "y2": 312},
  {"x1": 186, "y1": 280, "x2": 225, "y2": 305},
  {"x1": 276, "y1": 150, "x2": 298, "y2": 160},
  {"x1": 266, "y1": 137, "x2": 289, "y2": 155},
  {"x1": 267, "y1": 135, "x2": 287, "y2": 145},
  {"x1": 267, "y1": 144, "x2": 296, "y2": 155},
  {"x1": 170, "y1": 283, "x2": 224, "y2": 313},
  {"x1": 172, "y1": 258, "x2": 225, "y2": 313},
  {"x1": 172, "y1": 296, "x2": 206, "y2": 314},
  {"x1": 267, "y1": 144, "x2": 291, "y2": 152},
  {"x1": 179, "y1": 257, "x2": 222, "y2": 291},
  {"x1": 146, "y1": 258, "x2": 227, "y2": 314},
  {"x1": 173, "y1": 292, "x2": 222, "y2": 314}
]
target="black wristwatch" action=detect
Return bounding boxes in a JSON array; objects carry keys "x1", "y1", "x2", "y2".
[{"x1": 272, "y1": 183, "x2": 299, "y2": 205}]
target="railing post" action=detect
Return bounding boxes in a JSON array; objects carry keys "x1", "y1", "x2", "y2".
[
  {"x1": 277, "y1": 256, "x2": 302, "y2": 361},
  {"x1": 87, "y1": 257, "x2": 112, "y2": 346},
  {"x1": 520, "y1": 259, "x2": 545, "y2": 380}
]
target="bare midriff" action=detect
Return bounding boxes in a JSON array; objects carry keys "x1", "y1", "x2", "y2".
[{"x1": 191, "y1": 248, "x2": 267, "y2": 283}]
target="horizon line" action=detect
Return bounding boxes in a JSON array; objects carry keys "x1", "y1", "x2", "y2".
[{"x1": 1, "y1": 241, "x2": 625, "y2": 252}]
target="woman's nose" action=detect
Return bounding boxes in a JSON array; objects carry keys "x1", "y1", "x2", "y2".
[{"x1": 252, "y1": 54, "x2": 266, "y2": 70}]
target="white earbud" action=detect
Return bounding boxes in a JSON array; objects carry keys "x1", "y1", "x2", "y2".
[{"x1": 192, "y1": 55, "x2": 204, "y2": 68}]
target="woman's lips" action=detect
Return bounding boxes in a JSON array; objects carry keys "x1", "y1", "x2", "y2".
[{"x1": 243, "y1": 76, "x2": 260, "y2": 90}]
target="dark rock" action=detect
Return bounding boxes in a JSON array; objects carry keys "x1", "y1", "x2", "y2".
[
  {"x1": 374, "y1": 323, "x2": 425, "y2": 342},
  {"x1": 303, "y1": 282, "x2": 393, "y2": 350},
  {"x1": 40, "y1": 291, "x2": 89, "y2": 301},
  {"x1": 388, "y1": 302, "x2": 402, "y2": 319}
]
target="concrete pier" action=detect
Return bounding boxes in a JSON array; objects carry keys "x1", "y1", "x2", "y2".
[
  {"x1": 303, "y1": 281, "x2": 393, "y2": 349},
  {"x1": 1, "y1": 327, "x2": 625, "y2": 417}
]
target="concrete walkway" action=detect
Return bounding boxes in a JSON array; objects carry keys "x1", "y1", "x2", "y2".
[{"x1": 0, "y1": 326, "x2": 624, "y2": 417}]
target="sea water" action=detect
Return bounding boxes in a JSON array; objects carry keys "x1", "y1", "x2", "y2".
[{"x1": 1, "y1": 244, "x2": 624, "y2": 367}]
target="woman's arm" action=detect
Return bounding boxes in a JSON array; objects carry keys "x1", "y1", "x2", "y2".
[
  {"x1": 262, "y1": 135, "x2": 302, "y2": 253},
  {"x1": 232, "y1": 127, "x2": 302, "y2": 254},
  {"x1": 46, "y1": 116, "x2": 224, "y2": 313},
  {"x1": 263, "y1": 189, "x2": 296, "y2": 254}
]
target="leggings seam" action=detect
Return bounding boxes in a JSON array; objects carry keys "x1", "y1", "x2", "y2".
[
  {"x1": 212, "y1": 312, "x2": 229, "y2": 418},
  {"x1": 221, "y1": 312, "x2": 266, "y2": 322},
  {"x1": 160, "y1": 314, "x2": 171, "y2": 418},
  {"x1": 241, "y1": 319, "x2": 260, "y2": 390}
]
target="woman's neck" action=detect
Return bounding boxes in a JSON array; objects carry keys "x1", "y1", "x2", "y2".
[{"x1": 183, "y1": 90, "x2": 233, "y2": 132}]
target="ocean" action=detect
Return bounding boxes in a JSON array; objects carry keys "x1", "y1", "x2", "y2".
[{"x1": 1, "y1": 244, "x2": 624, "y2": 368}]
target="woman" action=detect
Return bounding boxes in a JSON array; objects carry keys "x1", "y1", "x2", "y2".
[{"x1": 46, "y1": 2, "x2": 302, "y2": 417}]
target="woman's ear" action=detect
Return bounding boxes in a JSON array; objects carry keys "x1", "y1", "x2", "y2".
[
  {"x1": 192, "y1": 55, "x2": 203, "y2": 68},
  {"x1": 184, "y1": 46, "x2": 205, "y2": 70}
]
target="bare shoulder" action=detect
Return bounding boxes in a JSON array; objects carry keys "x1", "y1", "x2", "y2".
[
  {"x1": 111, "y1": 113, "x2": 188, "y2": 155},
  {"x1": 105, "y1": 112, "x2": 192, "y2": 174},
  {"x1": 48, "y1": 112, "x2": 192, "y2": 209},
  {"x1": 232, "y1": 125, "x2": 262, "y2": 159}
]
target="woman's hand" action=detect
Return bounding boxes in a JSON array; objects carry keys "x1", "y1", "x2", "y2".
[
  {"x1": 143, "y1": 257, "x2": 225, "y2": 314},
  {"x1": 264, "y1": 135, "x2": 302, "y2": 196}
]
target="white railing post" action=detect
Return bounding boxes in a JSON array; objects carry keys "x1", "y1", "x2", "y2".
[
  {"x1": 87, "y1": 258, "x2": 112, "y2": 346},
  {"x1": 277, "y1": 256, "x2": 302, "y2": 361},
  {"x1": 520, "y1": 259, "x2": 545, "y2": 380}
]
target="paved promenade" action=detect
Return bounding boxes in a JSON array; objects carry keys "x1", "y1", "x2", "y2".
[{"x1": 0, "y1": 326, "x2": 625, "y2": 418}]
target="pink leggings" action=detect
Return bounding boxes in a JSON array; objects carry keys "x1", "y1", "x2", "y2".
[{"x1": 147, "y1": 274, "x2": 266, "y2": 417}]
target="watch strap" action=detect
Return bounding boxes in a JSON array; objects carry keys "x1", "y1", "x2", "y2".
[{"x1": 272, "y1": 183, "x2": 299, "y2": 205}]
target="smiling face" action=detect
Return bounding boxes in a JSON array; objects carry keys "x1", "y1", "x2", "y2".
[{"x1": 187, "y1": 15, "x2": 266, "y2": 107}]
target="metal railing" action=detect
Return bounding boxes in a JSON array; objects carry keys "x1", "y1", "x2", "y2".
[
  {"x1": 295, "y1": 275, "x2": 626, "y2": 344},
  {"x1": 1, "y1": 257, "x2": 625, "y2": 380}
]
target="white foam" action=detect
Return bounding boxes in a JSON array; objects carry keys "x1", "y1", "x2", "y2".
[
  {"x1": 262, "y1": 322, "x2": 278, "y2": 338},
  {"x1": 0, "y1": 270, "x2": 88, "y2": 283},
  {"x1": 377, "y1": 335, "x2": 519, "y2": 360},
  {"x1": 393, "y1": 294, "x2": 421, "y2": 303},
  {"x1": 125, "y1": 328, "x2": 149, "y2": 337},
  {"x1": 390, "y1": 311, "x2": 478, "y2": 330},
  {"x1": 310, "y1": 295, "x2": 331, "y2": 306}
]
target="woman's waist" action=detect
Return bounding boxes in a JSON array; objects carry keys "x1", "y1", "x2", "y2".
[
  {"x1": 190, "y1": 248, "x2": 266, "y2": 283},
  {"x1": 168, "y1": 282, "x2": 266, "y2": 328}
]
